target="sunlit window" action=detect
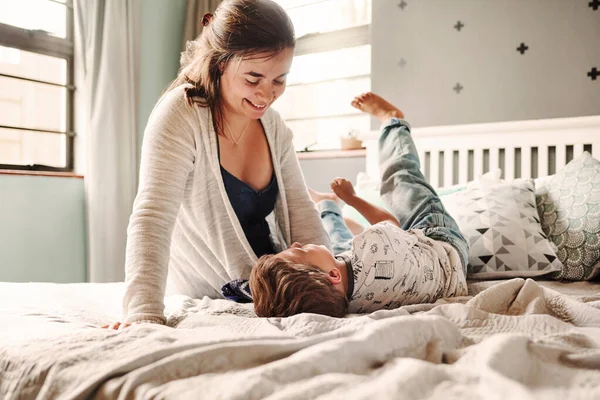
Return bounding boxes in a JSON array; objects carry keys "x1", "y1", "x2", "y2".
[
  {"x1": 0, "y1": 0, "x2": 74, "y2": 171},
  {"x1": 272, "y1": 0, "x2": 372, "y2": 151}
]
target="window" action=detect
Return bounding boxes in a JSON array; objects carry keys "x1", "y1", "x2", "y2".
[
  {"x1": 273, "y1": 0, "x2": 372, "y2": 151},
  {"x1": 0, "y1": 0, "x2": 75, "y2": 171}
]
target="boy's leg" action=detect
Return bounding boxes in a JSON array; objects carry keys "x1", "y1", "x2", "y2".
[
  {"x1": 378, "y1": 118, "x2": 469, "y2": 270},
  {"x1": 378, "y1": 119, "x2": 439, "y2": 229},
  {"x1": 316, "y1": 200, "x2": 353, "y2": 255}
]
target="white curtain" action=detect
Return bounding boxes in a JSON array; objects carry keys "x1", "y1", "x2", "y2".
[
  {"x1": 74, "y1": 0, "x2": 141, "y2": 282},
  {"x1": 181, "y1": 0, "x2": 222, "y2": 50}
]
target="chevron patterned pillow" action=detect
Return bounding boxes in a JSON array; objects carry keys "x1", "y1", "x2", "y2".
[{"x1": 442, "y1": 179, "x2": 563, "y2": 279}]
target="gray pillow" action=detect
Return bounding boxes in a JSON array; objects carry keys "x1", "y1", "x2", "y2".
[
  {"x1": 443, "y1": 179, "x2": 563, "y2": 279},
  {"x1": 536, "y1": 152, "x2": 600, "y2": 280}
]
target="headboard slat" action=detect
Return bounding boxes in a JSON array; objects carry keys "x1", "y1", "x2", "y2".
[
  {"x1": 458, "y1": 149, "x2": 468, "y2": 184},
  {"x1": 504, "y1": 147, "x2": 515, "y2": 180},
  {"x1": 443, "y1": 150, "x2": 453, "y2": 188},
  {"x1": 538, "y1": 146, "x2": 549, "y2": 177},
  {"x1": 429, "y1": 150, "x2": 440, "y2": 189},
  {"x1": 489, "y1": 147, "x2": 499, "y2": 175},
  {"x1": 473, "y1": 148, "x2": 484, "y2": 182},
  {"x1": 521, "y1": 146, "x2": 532, "y2": 179},
  {"x1": 574, "y1": 144, "x2": 585, "y2": 159},
  {"x1": 556, "y1": 146, "x2": 567, "y2": 171}
]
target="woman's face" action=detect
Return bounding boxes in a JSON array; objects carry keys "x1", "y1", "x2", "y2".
[{"x1": 220, "y1": 47, "x2": 294, "y2": 120}]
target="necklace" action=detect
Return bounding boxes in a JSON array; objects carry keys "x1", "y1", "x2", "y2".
[{"x1": 223, "y1": 118, "x2": 251, "y2": 146}]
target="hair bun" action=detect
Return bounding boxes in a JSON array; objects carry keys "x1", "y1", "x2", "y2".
[{"x1": 201, "y1": 13, "x2": 213, "y2": 27}]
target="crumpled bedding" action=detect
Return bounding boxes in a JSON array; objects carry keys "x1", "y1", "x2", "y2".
[{"x1": 1, "y1": 278, "x2": 600, "y2": 399}]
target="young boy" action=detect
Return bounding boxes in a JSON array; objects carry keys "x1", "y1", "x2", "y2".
[{"x1": 249, "y1": 93, "x2": 469, "y2": 318}]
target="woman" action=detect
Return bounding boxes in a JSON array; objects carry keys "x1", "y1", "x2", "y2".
[{"x1": 108, "y1": 0, "x2": 330, "y2": 329}]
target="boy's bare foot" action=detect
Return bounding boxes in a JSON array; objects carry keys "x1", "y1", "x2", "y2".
[
  {"x1": 308, "y1": 188, "x2": 343, "y2": 207},
  {"x1": 350, "y1": 92, "x2": 404, "y2": 123}
]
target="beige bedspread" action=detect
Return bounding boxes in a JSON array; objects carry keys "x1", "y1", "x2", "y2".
[{"x1": 1, "y1": 278, "x2": 599, "y2": 399}]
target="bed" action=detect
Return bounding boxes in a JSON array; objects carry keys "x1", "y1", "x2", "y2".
[{"x1": 2, "y1": 116, "x2": 600, "y2": 399}]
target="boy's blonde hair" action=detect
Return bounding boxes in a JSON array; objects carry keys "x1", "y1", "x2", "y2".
[{"x1": 249, "y1": 254, "x2": 349, "y2": 318}]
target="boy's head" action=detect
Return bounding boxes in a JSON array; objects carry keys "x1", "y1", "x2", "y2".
[{"x1": 249, "y1": 243, "x2": 349, "y2": 318}]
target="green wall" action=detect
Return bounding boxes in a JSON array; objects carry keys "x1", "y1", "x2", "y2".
[
  {"x1": 0, "y1": 175, "x2": 87, "y2": 282},
  {"x1": 138, "y1": 0, "x2": 186, "y2": 141}
]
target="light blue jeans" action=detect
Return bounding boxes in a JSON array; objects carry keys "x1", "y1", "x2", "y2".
[{"x1": 317, "y1": 118, "x2": 469, "y2": 274}]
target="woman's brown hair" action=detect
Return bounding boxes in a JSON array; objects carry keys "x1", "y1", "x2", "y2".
[{"x1": 165, "y1": 0, "x2": 295, "y2": 136}]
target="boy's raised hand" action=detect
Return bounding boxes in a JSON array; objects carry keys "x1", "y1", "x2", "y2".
[{"x1": 331, "y1": 178, "x2": 356, "y2": 203}]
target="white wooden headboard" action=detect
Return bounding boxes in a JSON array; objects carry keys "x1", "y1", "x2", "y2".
[{"x1": 362, "y1": 115, "x2": 600, "y2": 188}]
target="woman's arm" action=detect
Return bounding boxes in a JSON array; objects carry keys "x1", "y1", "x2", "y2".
[
  {"x1": 122, "y1": 86, "x2": 197, "y2": 324},
  {"x1": 331, "y1": 178, "x2": 400, "y2": 227},
  {"x1": 278, "y1": 123, "x2": 331, "y2": 249}
]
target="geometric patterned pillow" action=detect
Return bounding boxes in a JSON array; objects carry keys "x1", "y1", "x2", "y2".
[
  {"x1": 536, "y1": 152, "x2": 600, "y2": 280},
  {"x1": 442, "y1": 179, "x2": 564, "y2": 279}
]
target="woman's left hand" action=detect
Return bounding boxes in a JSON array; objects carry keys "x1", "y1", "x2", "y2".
[{"x1": 101, "y1": 321, "x2": 136, "y2": 330}]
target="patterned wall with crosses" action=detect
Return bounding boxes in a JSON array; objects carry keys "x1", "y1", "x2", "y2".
[{"x1": 371, "y1": 0, "x2": 600, "y2": 128}]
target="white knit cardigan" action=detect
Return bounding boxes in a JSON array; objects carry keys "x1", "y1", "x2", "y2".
[{"x1": 123, "y1": 85, "x2": 330, "y2": 323}]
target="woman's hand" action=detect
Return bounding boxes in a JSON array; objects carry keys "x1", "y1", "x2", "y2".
[
  {"x1": 101, "y1": 321, "x2": 136, "y2": 330},
  {"x1": 102, "y1": 319, "x2": 166, "y2": 330}
]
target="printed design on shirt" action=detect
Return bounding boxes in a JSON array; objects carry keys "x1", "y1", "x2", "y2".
[
  {"x1": 350, "y1": 252, "x2": 364, "y2": 284},
  {"x1": 386, "y1": 300, "x2": 403, "y2": 309},
  {"x1": 402, "y1": 251, "x2": 416, "y2": 268},
  {"x1": 373, "y1": 225, "x2": 402, "y2": 255},
  {"x1": 365, "y1": 292, "x2": 375, "y2": 301},
  {"x1": 383, "y1": 287, "x2": 389, "y2": 293},
  {"x1": 373, "y1": 300, "x2": 382, "y2": 305},
  {"x1": 434, "y1": 285, "x2": 444, "y2": 299},
  {"x1": 370, "y1": 243, "x2": 378, "y2": 254},
  {"x1": 374, "y1": 260, "x2": 394, "y2": 280},
  {"x1": 402, "y1": 280, "x2": 418, "y2": 297},
  {"x1": 383, "y1": 244, "x2": 390, "y2": 255},
  {"x1": 359, "y1": 239, "x2": 367, "y2": 250},
  {"x1": 413, "y1": 246, "x2": 425, "y2": 266},
  {"x1": 384, "y1": 301, "x2": 394, "y2": 309},
  {"x1": 351, "y1": 292, "x2": 362, "y2": 301},
  {"x1": 364, "y1": 266, "x2": 377, "y2": 286},
  {"x1": 392, "y1": 273, "x2": 408, "y2": 292},
  {"x1": 423, "y1": 267, "x2": 434, "y2": 283},
  {"x1": 421, "y1": 293, "x2": 432, "y2": 304}
]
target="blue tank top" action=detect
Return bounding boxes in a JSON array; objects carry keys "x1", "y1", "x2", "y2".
[{"x1": 217, "y1": 135, "x2": 279, "y2": 258}]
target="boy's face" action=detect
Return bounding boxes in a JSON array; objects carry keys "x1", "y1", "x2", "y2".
[{"x1": 277, "y1": 242, "x2": 338, "y2": 273}]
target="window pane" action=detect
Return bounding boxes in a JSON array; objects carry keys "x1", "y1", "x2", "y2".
[
  {"x1": 288, "y1": 114, "x2": 371, "y2": 150},
  {"x1": 288, "y1": 45, "x2": 370, "y2": 86},
  {"x1": 275, "y1": 76, "x2": 370, "y2": 120},
  {"x1": 0, "y1": 76, "x2": 67, "y2": 132},
  {"x1": 0, "y1": 128, "x2": 66, "y2": 167},
  {"x1": 0, "y1": 0, "x2": 67, "y2": 38},
  {"x1": 274, "y1": 0, "x2": 371, "y2": 37},
  {"x1": 0, "y1": 46, "x2": 67, "y2": 85}
]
